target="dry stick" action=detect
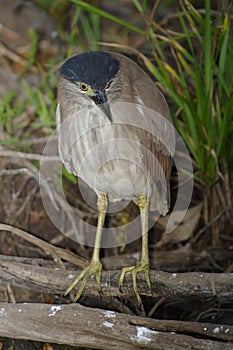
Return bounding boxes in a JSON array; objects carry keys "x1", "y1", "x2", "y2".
[
  {"x1": 0, "y1": 149, "x2": 60, "y2": 162},
  {"x1": 0, "y1": 223, "x2": 87, "y2": 269},
  {"x1": 148, "y1": 297, "x2": 166, "y2": 317},
  {"x1": 0, "y1": 42, "x2": 38, "y2": 73},
  {"x1": 12, "y1": 184, "x2": 38, "y2": 226},
  {"x1": 191, "y1": 208, "x2": 228, "y2": 245},
  {"x1": 150, "y1": 0, "x2": 161, "y2": 21},
  {"x1": 0, "y1": 21, "x2": 23, "y2": 41},
  {"x1": 0, "y1": 169, "x2": 29, "y2": 176},
  {"x1": 158, "y1": 9, "x2": 222, "y2": 27},
  {"x1": 129, "y1": 316, "x2": 233, "y2": 342}
]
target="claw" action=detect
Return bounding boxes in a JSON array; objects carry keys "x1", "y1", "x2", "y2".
[
  {"x1": 119, "y1": 258, "x2": 151, "y2": 308},
  {"x1": 64, "y1": 259, "x2": 102, "y2": 302}
]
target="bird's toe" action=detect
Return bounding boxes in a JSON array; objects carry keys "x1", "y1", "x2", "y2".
[
  {"x1": 119, "y1": 260, "x2": 151, "y2": 308},
  {"x1": 64, "y1": 259, "x2": 102, "y2": 302}
]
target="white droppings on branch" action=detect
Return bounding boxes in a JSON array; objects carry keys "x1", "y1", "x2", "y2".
[
  {"x1": 212, "y1": 327, "x2": 220, "y2": 334},
  {"x1": 103, "y1": 321, "x2": 114, "y2": 328},
  {"x1": 104, "y1": 310, "x2": 116, "y2": 318},
  {"x1": 131, "y1": 326, "x2": 159, "y2": 344},
  {"x1": 48, "y1": 305, "x2": 63, "y2": 317}
]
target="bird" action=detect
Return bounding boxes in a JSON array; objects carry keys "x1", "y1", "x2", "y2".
[{"x1": 56, "y1": 51, "x2": 175, "y2": 307}]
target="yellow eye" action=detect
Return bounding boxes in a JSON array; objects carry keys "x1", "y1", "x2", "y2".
[{"x1": 80, "y1": 83, "x2": 88, "y2": 91}]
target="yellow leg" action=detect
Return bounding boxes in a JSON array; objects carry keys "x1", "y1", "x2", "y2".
[
  {"x1": 119, "y1": 194, "x2": 151, "y2": 307},
  {"x1": 64, "y1": 193, "x2": 108, "y2": 302}
]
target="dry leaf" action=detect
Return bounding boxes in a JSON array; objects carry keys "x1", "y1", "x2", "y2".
[{"x1": 156, "y1": 203, "x2": 203, "y2": 246}]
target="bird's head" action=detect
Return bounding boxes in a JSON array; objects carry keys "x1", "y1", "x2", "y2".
[{"x1": 59, "y1": 51, "x2": 120, "y2": 122}]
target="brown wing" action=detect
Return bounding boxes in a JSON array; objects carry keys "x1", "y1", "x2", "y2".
[
  {"x1": 144, "y1": 134, "x2": 173, "y2": 213},
  {"x1": 111, "y1": 52, "x2": 175, "y2": 213}
]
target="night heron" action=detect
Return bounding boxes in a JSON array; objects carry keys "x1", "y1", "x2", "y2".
[{"x1": 56, "y1": 51, "x2": 174, "y2": 306}]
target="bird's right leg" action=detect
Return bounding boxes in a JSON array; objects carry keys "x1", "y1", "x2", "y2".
[
  {"x1": 64, "y1": 193, "x2": 108, "y2": 302},
  {"x1": 119, "y1": 194, "x2": 151, "y2": 308}
]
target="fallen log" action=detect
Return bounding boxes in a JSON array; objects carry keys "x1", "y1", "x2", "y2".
[{"x1": 0, "y1": 302, "x2": 232, "y2": 350}]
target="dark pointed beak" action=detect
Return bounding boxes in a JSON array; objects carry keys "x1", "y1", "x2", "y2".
[{"x1": 91, "y1": 91, "x2": 112, "y2": 122}]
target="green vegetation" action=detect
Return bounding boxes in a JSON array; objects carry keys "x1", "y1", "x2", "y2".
[{"x1": 147, "y1": 1, "x2": 233, "y2": 243}]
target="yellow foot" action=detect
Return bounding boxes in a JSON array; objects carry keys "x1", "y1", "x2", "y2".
[
  {"x1": 119, "y1": 259, "x2": 151, "y2": 308},
  {"x1": 64, "y1": 259, "x2": 102, "y2": 302}
]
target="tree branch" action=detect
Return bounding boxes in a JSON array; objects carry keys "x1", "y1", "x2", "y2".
[{"x1": 0, "y1": 255, "x2": 232, "y2": 304}]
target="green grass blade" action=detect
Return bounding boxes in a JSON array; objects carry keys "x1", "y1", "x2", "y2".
[
  {"x1": 70, "y1": 0, "x2": 147, "y2": 36},
  {"x1": 80, "y1": 13, "x2": 99, "y2": 50},
  {"x1": 67, "y1": 6, "x2": 82, "y2": 57},
  {"x1": 217, "y1": 98, "x2": 233, "y2": 157},
  {"x1": 204, "y1": 0, "x2": 212, "y2": 96}
]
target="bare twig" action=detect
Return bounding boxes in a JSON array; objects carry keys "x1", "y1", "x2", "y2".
[
  {"x1": 0, "y1": 21, "x2": 23, "y2": 41},
  {"x1": 0, "y1": 42, "x2": 38, "y2": 74},
  {"x1": 0, "y1": 224, "x2": 87, "y2": 269},
  {"x1": 191, "y1": 208, "x2": 229, "y2": 244},
  {"x1": 0, "y1": 149, "x2": 60, "y2": 162},
  {"x1": 148, "y1": 297, "x2": 166, "y2": 317},
  {"x1": 158, "y1": 9, "x2": 225, "y2": 27},
  {"x1": 0, "y1": 168, "x2": 29, "y2": 176},
  {"x1": 12, "y1": 184, "x2": 38, "y2": 225}
]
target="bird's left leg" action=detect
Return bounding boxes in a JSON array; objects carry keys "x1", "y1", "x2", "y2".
[
  {"x1": 119, "y1": 194, "x2": 151, "y2": 307},
  {"x1": 64, "y1": 193, "x2": 107, "y2": 302}
]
